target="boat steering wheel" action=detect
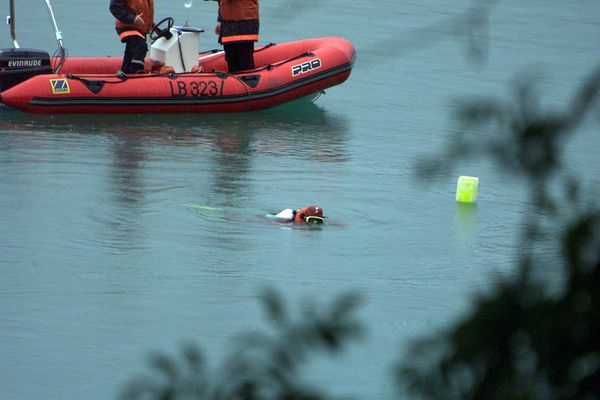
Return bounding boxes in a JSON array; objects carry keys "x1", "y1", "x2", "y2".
[{"x1": 151, "y1": 17, "x2": 174, "y2": 41}]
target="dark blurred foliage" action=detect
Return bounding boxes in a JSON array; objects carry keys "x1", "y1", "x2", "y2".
[
  {"x1": 122, "y1": 1, "x2": 600, "y2": 399},
  {"x1": 120, "y1": 289, "x2": 363, "y2": 400},
  {"x1": 401, "y1": 54, "x2": 600, "y2": 400}
]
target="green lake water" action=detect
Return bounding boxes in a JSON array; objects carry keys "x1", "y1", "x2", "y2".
[{"x1": 1, "y1": 1, "x2": 599, "y2": 398}]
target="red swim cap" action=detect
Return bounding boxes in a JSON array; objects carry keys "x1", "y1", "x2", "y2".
[{"x1": 294, "y1": 206, "x2": 324, "y2": 223}]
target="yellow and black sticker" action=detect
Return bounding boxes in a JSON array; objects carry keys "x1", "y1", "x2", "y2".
[{"x1": 50, "y1": 79, "x2": 70, "y2": 94}]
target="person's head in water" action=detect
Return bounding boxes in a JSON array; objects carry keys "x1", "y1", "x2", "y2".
[{"x1": 294, "y1": 206, "x2": 324, "y2": 224}]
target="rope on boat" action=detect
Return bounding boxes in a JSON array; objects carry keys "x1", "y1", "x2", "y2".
[
  {"x1": 197, "y1": 42, "x2": 275, "y2": 57},
  {"x1": 64, "y1": 48, "x2": 316, "y2": 109},
  {"x1": 258, "y1": 52, "x2": 315, "y2": 72},
  {"x1": 63, "y1": 48, "x2": 314, "y2": 85},
  {"x1": 213, "y1": 71, "x2": 252, "y2": 111},
  {"x1": 52, "y1": 47, "x2": 68, "y2": 74}
]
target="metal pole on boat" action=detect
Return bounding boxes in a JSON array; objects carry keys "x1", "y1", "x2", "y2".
[
  {"x1": 8, "y1": 0, "x2": 20, "y2": 48},
  {"x1": 43, "y1": 0, "x2": 66, "y2": 73}
]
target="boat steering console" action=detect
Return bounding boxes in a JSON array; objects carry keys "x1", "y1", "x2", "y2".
[{"x1": 151, "y1": 17, "x2": 175, "y2": 42}]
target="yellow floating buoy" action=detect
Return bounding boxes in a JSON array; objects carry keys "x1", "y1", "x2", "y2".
[{"x1": 456, "y1": 176, "x2": 479, "y2": 203}]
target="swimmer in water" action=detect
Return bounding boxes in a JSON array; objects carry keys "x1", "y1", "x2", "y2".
[{"x1": 271, "y1": 205, "x2": 325, "y2": 224}]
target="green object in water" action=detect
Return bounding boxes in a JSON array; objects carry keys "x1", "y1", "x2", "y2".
[
  {"x1": 456, "y1": 176, "x2": 479, "y2": 203},
  {"x1": 184, "y1": 204, "x2": 221, "y2": 212},
  {"x1": 183, "y1": 205, "x2": 225, "y2": 219}
]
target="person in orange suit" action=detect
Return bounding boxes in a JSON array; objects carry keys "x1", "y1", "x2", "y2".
[
  {"x1": 273, "y1": 206, "x2": 325, "y2": 224},
  {"x1": 110, "y1": 0, "x2": 155, "y2": 74},
  {"x1": 214, "y1": 0, "x2": 259, "y2": 72}
]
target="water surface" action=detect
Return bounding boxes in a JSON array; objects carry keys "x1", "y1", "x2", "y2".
[{"x1": 1, "y1": 1, "x2": 600, "y2": 399}]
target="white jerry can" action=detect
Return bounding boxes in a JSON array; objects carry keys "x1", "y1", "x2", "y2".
[{"x1": 150, "y1": 26, "x2": 204, "y2": 73}]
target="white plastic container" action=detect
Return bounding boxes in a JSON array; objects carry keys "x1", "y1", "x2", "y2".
[{"x1": 150, "y1": 26, "x2": 204, "y2": 73}]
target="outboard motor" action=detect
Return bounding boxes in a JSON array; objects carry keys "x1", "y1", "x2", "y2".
[{"x1": 0, "y1": 48, "x2": 52, "y2": 92}]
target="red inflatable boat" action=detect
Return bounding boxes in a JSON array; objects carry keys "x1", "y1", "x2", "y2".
[{"x1": 0, "y1": 37, "x2": 355, "y2": 114}]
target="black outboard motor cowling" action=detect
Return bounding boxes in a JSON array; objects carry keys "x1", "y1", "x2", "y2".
[{"x1": 0, "y1": 48, "x2": 52, "y2": 92}]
